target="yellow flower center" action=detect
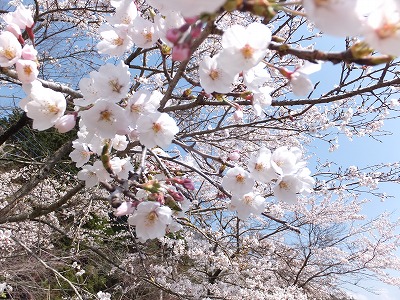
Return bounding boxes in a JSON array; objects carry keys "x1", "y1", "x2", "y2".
[
  {"x1": 2, "y1": 48, "x2": 15, "y2": 60},
  {"x1": 122, "y1": 16, "x2": 132, "y2": 25},
  {"x1": 243, "y1": 195, "x2": 253, "y2": 205},
  {"x1": 80, "y1": 150, "x2": 89, "y2": 159},
  {"x1": 146, "y1": 211, "x2": 158, "y2": 225},
  {"x1": 314, "y1": 0, "x2": 329, "y2": 7},
  {"x1": 241, "y1": 44, "x2": 254, "y2": 59},
  {"x1": 376, "y1": 21, "x2": 398, "y2": 39},
  {"x1": 109, "y1": 79, "x2": 122, "y2": 93},
  {"x1": 99, "y1": 110, "x2": 113, "y2": 122},
  {"x1": 254, "y1": 163, "x2": 263, "y2": 171},
  {"x1": 152, "y1": 122, "x2": 162, "y2": 133},
  {"x1": 279, "y1": 181, "x2": 289, "y2": 190},
  {"x1": 209, "y1": 69, "x2": 219, "y2": 80},
  {"x1": 113, "y1": 37, "x2": 124, "y2": 46},
  {"x1": 24, "y1": 65, "x2": 33, "y2": 76},
  {"x1": 143, "y1": 32, "x2": 153, "y2": 42},
  {"x1": 48, "y1": 104, "x2": 60, "y2": 114},
  {"x1": 130, "y1": 104, "x2": 142, "y2": 113},
  {"x1": 236, "y1": 174, "x2": 245, "y2": 183}
]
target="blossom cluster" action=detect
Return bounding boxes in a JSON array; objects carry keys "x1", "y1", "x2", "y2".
[
  {"x1": 222, "y1": 146, "x2": 314, "y2": 220},
  {"x1": 304, "y1": 0, "x2": 400, "y2": 56},
  {"x1": 73, "y1": 62, "x2": 179, "y2": 186}
]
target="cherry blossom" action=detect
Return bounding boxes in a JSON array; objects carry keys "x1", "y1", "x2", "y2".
[
  {"x1": 198, "y1": 55, "x2": 236, "y2": 94},
  {"x1": 90, "y1": 61, "x2": 131, "y2": 102},
  {"x1": 125, "y1": 90, "x2": 162, "y2": 124},
  {"x1": 146, "y1": 0, "x2": 225, "y2": 17},
  {"x1": 76, "y1": 76, "x2": 99, "y2": 106},
  {"x1": 136, "y1": 112, "x2": 179, "y2": 149},
  {"x1": 114, "y1": 158, "x2": 134, "y2": 179},
  {"x1": 270, "y1": 146, "x2": 304, "y2": 177},
  {"x1": 363, "y1": 0, "x2": 400, "y2": 56},
  {"x1": 2, "y1": 4, "x2": 34, "y2": 30},
  {"x1": 219, "y1": 23, "x2": 272, "y2": 73},
  {"x1": 0, "y1": 31, "x2": 22, "y2": 67},
  {"x1": 77, "y1": 164, "x2": 101, "y2": 188},
  {"x1": 111, "y1": 135, "x2": 128, "y2": 151},
  {"x1": 3, "y1": 2, "x2": 400, "y2": 299},
  {"x1": 128, "y1": 201, "x2": 172, "y2": 241},
  {"x1": 5, "y1": 23, "x2": 23, "y2": 43},
  {"x1": 15, "y1": 59, "x2": 38, "y2": 83},
  {"x1": 154, "y1": 12, "x2": 185, "y2": 47},
  {"x1": 273, "y1": 175, "x2": 304, "y2": 204},
  {"x1": 247, "y1": 147, "x2": 276, "y2": 183},
  {"x1": 69, "y1": 142, "x2": 91, "y2": 168},
  {"x1": 243, "y1": 62, "x2": 271, "y2": 91},
  {"x1": 20, "y1": 84, "x2": 66, "y2": 130},
  {"x1": 79, "y1": 100, "x2": 129, "y2": 139},
  {"x1": 21, "y1": 44, "x2": 37, "y2": 60},
  {"x1": 54, "y1": 114, "x2": 76, "y2": 133},
  {"x1": 222, "y1": 166, "x2": 255, "y2": 197},
  {"x1": 114, "y1": 201, "x2": 135, "y2": 217},
  {"x1": 303, "y1": 0, "x2": 362, "y2": 37},
  {"x1": 251, "y1": 86, "x2": 273, "y2": 117},
  {"x1": 130, "y1": 17, "x2": 159, "y2": 49},
  {"x1": 106, "y1": 0, "x2": 137, "y2": 26},
  {"x1": 281, "y1": 61, "x2": 322, "y2": 97},
  {"x1": 230, "y1": 192, "x2": 266, "y2": 220},
  {"x1": 97, "y1": 24, "x2": 133, "y2": 57}
]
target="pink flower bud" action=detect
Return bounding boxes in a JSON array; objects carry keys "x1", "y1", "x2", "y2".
[
  {"x1": 179, "y1": 23, "x2": 191, "y2": 32},
  {"x1": 26, "y1": 26, "x2": 35, "y2": 42},
  {"x1": 21, "y1": 44, "x2": 37, "y2": 60},
  {"x1": 55, "y1": 114, "x2": 76, "y2": 133},
  {"x1": 190, "y1": 23, "x2": 202, "y2": 39},
  {"x1": 181, "y1": 178, "x2": 195, "y2": 190},
  {"x1": 168, "y1": 189, "x2": 184, "y2": 202},
  {"x1": 228, "y1": 151, "x2": 240, "y2": 161},
  {"x1": 166, "y1": 28, "x2": 181, "y2": 44},
  {"x1": 184, "y1": 17, "x2": 198, "y2": 25},
  {"x1": 168, "y1": 178, "x2": 195, "y2": 190},
  {"x1": 233, "y1": 109, "x2": 243, "y2": 122},
  {"x1": 172, "y1": 44, "x2": 190, "y2": 61}
]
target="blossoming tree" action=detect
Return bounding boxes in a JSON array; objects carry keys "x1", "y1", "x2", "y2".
[{"x1": 1, "y1": 0, "x2": 400, "y2": 299}]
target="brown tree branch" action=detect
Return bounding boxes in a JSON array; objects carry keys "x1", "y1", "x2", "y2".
[{"x1": 0, "y1": 140, "x2": 73, "y2": 219}]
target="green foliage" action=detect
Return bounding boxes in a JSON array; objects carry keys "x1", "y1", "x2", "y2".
[{"x1": 0, "y1": 108, "x2": 76, "y2": 162}]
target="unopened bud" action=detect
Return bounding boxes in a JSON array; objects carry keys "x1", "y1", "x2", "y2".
[
  {"x1": 190, "y1": 23, "x2": 202, "y2": 39},
  {"x1": 166, "y1": 28, "x2": 181, "y2": 44},
  {"x1": 184, "y1": 16, "x2": 198, "y2": 25},
  {"x1": 55, "y1": 114, "x2": 76, "y2": 133},
  {"x1": 168, "y1": 189, "x2": 184, "y2": 202},
  {"x1": 165, "y1": 195, "x2": 183, "y2": 211},
  {"x1": 26, "y1": 26, "x2": 35, "y2": 43},
  {"x1": 228, "y1": 151, "x2": 240, "y2": 161},
  {"x1": 172, "y1": 44, "x2": 191, "y2": 61}
]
